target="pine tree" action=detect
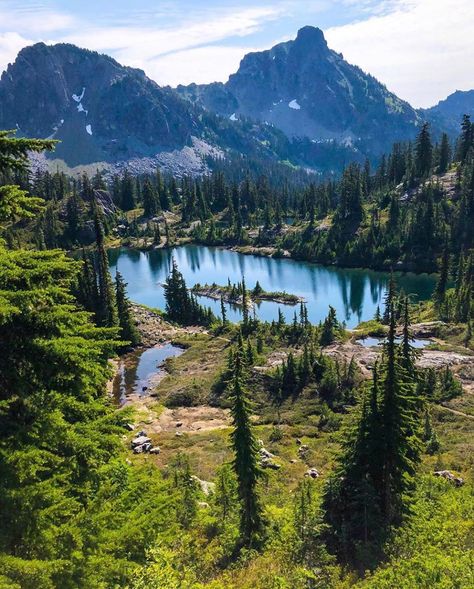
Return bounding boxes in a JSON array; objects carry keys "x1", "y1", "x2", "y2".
[
  {"x1": 120, "y1": 169, "x2": 136, "y2": 211},
  {"x1": 415, "y1": 122, "x2": 433, "y2": 178},
  {"x1": 94, "y1": 211, "x2": 117, "y2": 327},
  {"x1": 434, "y1": 242, "x2": 449, "y2": 306},
  {"x1": 241, "y1": 276, "x2": 249, "y2": 330},
  {"x1": 379, "y1": 303, "x2": 421, "y2": 523},
  {"x1": 115, "y1": 270, "x2": 141, "y2": 347},
  {"x1": 229, "y1": 342, "x2": 265, "y2": 546},
  {"x1": 382, "y1": 272, "x2": 397, "y2": 324},
  {"x1": 320, "y1": 306, "x2": 338, "y2": 346},
  {"x1": 438, "y1": 133, "x2": 451, "y2": 174},
  {"x1": 220, "y1": 295, "x2": 227, "y2": 327},
  {"x1": 142, "y1": 178, "x2": 160, "y2": 218}
]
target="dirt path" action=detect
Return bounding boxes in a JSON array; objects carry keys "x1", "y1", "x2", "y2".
[
  {"x1": 438, "y1": 405, "x2": 474, "y2": 420},
  {"x1": 152, "y1": 406, "x2": 231, "y2": 434}
]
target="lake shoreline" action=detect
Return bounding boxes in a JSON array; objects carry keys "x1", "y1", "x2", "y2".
[{"x1": 115, "y1": 239, "x2": 439, "y2": 279}]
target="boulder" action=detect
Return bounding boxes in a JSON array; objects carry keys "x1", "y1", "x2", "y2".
[
  {"x1": 149, "y1": 446, "x2": 161, "y2": 454},
  {"x1": 305, "y1": 468, "x2": 320, "y2": 479},
  {"x1": 259, "y1": 447, "x2": 275, "y2": 459},
  {"x1": 298, "y1": 444, "x2": 310, "y2": 458},
  {"x1": 191, "y1": 476, "x2": 216, "y2": 496},
  {"x1": 124, "y1": 423, "x2": 135, "y2": 431},
  {"x1": 260, "y1": 456, "x2": 281, "y2": 470},
  {"x1": 434, "y1": 470, "x2": 464, "y2": 487},
  {"x1": 131, "y1": 435, "x2": 151, "y2": 448}
]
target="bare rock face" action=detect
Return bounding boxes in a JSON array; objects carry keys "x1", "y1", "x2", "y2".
[
  {"x1": 0, "y1": 43, "x2": 202, "y2": 166},
  {"x1": 178, "y1": 26, "x2": 422, "y2": 157}
]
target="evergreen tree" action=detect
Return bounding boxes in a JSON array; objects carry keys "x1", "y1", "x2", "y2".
[
  {"x1": 438, "y1": 133, "x2": 451, "y2": 174},
  {"x1": 94, "y1": 211, "x2": 118, "y2": 327},
  {"x1": 415, "y1": 122, "x2": 433, "y2": 178},
  {"x1": 115, "y1": 270, "x2": 141, "y2": 347},
  {"x1": 142, "y1": 178, "x2": 160, "y2": 217},
  {"x1": 229, "y1": 342, "x2": 265, "y2": 546},
  {"x1": 320, "y1": 306, "x2": 338, "y2": 346}
]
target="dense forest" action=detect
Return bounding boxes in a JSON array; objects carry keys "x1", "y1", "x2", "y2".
[
  {"x1": 5, "y1": 117, "x2": 473, "y2": 279},
  {"x1": 0, "y1": 119, "x2": 473, "y2": 589}
]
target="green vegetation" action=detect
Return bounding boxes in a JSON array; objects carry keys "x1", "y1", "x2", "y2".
[{"x1": 0, "y1": 117, "x2": 473, "y2": 588}]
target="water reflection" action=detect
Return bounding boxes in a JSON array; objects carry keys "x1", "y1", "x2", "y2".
[
  {"x1": 109, "y1": 246, "x2": 437, "y2": 328},
  {"x1": 113, "y1": 343, "x2": 183, "y2": 404}
]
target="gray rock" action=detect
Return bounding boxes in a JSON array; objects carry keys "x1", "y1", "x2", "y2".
[
  {"x1": 191, "y1": 476, "x2": 216, "y2": 496},
  {"x1": 149, "y1": 446, "x2": 161, "y2": 454},
  {"x1": 131, "y1": 435, "x2": 151, "y2": 448},
  {"x1": 124, "y1": 423, "x2": 135, "y2": 431},
  {"x1": 260, "y1": 456, "x2": 281, "y2": 470},
  {"x1": 434, "y1": 470, "x2": 464, "y2": 487},
  {"x1": 305, "y1": 468, "x2": 320, "y2": 479}
]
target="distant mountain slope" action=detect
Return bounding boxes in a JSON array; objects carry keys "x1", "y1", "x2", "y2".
[
  {"x1": 0, "y1": 43, "x2": 203, "y2": 166},
  {"x1": 0, "y1": 41, "x2": 362, "y2": 175},
  {"x1": 177, "y1": 26, "x2": 423, "y2": 157},
  {"x1": 425, "y1": 89, "x2": 474, "y2": 134}
]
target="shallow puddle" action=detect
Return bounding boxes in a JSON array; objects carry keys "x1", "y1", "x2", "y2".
[{"x1": 113, "y1": 343, "x2": 183, "y2": 404}]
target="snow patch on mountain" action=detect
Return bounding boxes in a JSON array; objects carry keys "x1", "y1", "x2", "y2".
[
  {"x1": 229, "y1": 113, "x2": 238, "y2": 121},
  {"x1": 288, "y1": 99, "x2": 301, "y2": 110},
  {"x1": 86, "y1": 124, "x2": 92, "y2": 135},
  {"x1": 72, "y1": 88, "x2": 86, "y2": 103}
]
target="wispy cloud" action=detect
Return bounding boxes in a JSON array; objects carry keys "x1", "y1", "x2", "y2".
[
  {"x1": 1, "y1": 0, "x2": 473, "y2": 106},
  {"x1": 326, "y1": 0, "x2": 474, "y2": 107}
]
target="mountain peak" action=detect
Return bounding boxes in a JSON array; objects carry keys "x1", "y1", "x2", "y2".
[{"x1": 295, "y1": 26, "x2": 327, "y2": 47}]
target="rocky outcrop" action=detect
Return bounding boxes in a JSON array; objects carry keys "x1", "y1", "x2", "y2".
[
  {"x1": 130, "y1": 430, "x2": 160, "y2": 454},
  {"x1": 178, "y1": 26, "x2": 422, "y2": 157},
  {"x1": 434, "y1": 470, "x2": 464, "y2": 487}
]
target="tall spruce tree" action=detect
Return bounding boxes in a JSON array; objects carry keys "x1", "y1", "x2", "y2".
[
  {"x1": 415, "y1": 122, "x2": 433, "y2": 178},
  {"x1": 94, "y1": 210, "x2": 117, "y2": 327},
  {"x1": 115, "y1": 270, "x2": 141, "y2": 347},
  {"x1": 229, "y1": 338, "x2": 265, "y2": 546}
]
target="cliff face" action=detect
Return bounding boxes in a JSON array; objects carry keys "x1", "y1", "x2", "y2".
[
  {"x1": 0, "y1": 43, "x2": 200, "y2": 165},
  {"x1": 178, "y1": 26, "x2": 422, "y2": 157}
]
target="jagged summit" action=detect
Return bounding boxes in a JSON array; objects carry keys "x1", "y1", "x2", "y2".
[
  {"x1": 177, "y1": 26, "x2": 421, "y2": 156},
  {"x1": 295, "y1": 25, "x2": 327, "y2": 46}
]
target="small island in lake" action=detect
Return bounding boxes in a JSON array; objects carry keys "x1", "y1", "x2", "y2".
[{"x1": 191, "y1": 279, "x2": 306, "y2": 307}]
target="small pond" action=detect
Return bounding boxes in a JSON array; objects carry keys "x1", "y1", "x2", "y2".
[
  {"x1": 113, "y1": 343, "x2": 183, "y2": 404},
  {"x1": 356, "y1": 336, "x2": 431, "y2": 349}
]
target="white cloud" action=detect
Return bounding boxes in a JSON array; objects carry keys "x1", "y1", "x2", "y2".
[
  {"x1": 1, "y1": 0, "x2": 473, "y2": 107},
  {"x1": 63, "y1": 7, "x2": 282, "y2": 64},
  {"x1": 145, "y1": 45, "x2": 260, "y2": 86},
  {"x1": 326, "y1": 0, "x2": 474, "y2": 107},
  {"x1": 0, "y1": 32, "x2": 32, "y2": 72}
]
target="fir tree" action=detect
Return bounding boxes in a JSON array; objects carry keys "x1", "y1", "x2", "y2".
[
  {"x1": 115, "y1": 270, "x2": 141, "y2": 347},
  {"x1": 415, "y1": 122, "x2": 433, "y2": 178},
  {"x1": 94, "y1": 211, "x2": 118, "y2": 327},
  {"x1": 229, "y1": 343, "x2": 265, "y2": 546}
]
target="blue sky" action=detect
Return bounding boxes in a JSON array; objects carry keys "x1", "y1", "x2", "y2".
[{"x1": 1, "y1": 0, "x2": 473, "y2": 107}]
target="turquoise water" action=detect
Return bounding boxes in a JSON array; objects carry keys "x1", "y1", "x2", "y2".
[{"x1": 109, "y1": 246, "x2": 437, "y2": 328}]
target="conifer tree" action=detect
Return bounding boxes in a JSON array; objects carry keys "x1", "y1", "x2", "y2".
[
  {"x1": 438, "y1": 133, "x2": 451, "y2": 174},
  {"x1": 94, "y1": 211, "x2": 118, "y2": 327},
  {"x1": 434, "y1": 242, "x2": 449, "y2": 306},
  {"x1": 415, "y1": 122, "x2": 433, "y2": 178},
  {"x1": 229, "y1": 340, "x2": 265, "y2": 546},
  {"x1": 220, "y1": 295, "x2": 227, "y2": 327},
  {"x1": 115, "y1": 270, "x2": 141, "y2": 347}
]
